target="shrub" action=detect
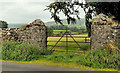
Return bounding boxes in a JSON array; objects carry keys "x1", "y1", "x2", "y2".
[{"x1": 0, "y1": 20, "x2": 8, "y2": 28}]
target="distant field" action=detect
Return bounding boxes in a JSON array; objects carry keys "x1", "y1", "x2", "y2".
[
  {"x1": 53, "y1": 30, "x2": 69, "y2": 35},
  {"x1": 47, "y1": 33, "x2": 90, "y2": 52},
  {"x1": 53, "y1": 30, "x2": 88, "y2": 36}
]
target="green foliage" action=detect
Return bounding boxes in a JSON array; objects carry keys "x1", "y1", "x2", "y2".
[
  {"x1": 50, "y1": 25, "x2": 69, "y2": 30},
  {"x1": 46, "y1": 2, "x2": 78, "y2": 25},
  {"x1": 51, "y1": 30, "x2": 88, "y2": 37},
  {"x1": 0, "y1": 20, "x2": 8, "y2": 28},
  {"x1": 80, "y1": 47, "x2": 120, "y2": 70},
  {"x1": 2, "y1": 41, "x2": 52, "y2": 61},
  {"x1": 45, "y1": 47, "x2": 120, "y2": 70},
  {"x1": 2, "y1": 41, "x2": 120, "y2": 70},
  {"x1": 47, "y1": 27, "x2": 54, "y2": 36},
  {"x1": 88, "y1": 2, "x2": 119, "y2": 22},
  {"x1": 50, "y1": 25, "x2": 86, "y2": 31}
]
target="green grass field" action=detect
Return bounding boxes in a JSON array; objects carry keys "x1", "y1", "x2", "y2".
[
  {"x1": 47, "y1": 32, "x2": 91, "y2": 52},
  {"x1": 53, "y1": 30, "x2": 87, "y2": 35}
]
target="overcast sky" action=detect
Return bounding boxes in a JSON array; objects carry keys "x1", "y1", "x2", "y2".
[{"x1": 0, "y1": 0, "x2": 85, "y2": 24}]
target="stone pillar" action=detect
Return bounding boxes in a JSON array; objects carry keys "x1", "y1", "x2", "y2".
[{"x1": 91, "y1": 13, "x2": 120, "y2": 50}]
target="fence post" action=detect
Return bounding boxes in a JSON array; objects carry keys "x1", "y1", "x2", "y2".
[{"x1": 66, "y1": 28, "x2": 68, "y2": 53}]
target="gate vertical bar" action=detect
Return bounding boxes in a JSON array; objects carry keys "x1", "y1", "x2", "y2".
[{"x1": 66, "y1": 27, "x2": 68, "y2": 53}]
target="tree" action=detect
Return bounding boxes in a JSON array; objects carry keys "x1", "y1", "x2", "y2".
[
  {"x1": 46, "y1": 1, "x2": 119, "y2": 37},
  {"x1": 47, "y1": 27, "x2": 54, "y2": 36},
  {"x1": 0, "y1": 20, "x2": 8, "y2": 28},
  {"x1": 88, "y1": 2, "x2": 119, "y2": 21}
]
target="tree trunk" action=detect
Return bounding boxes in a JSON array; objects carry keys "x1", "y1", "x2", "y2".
[{"x1": 85, "y1": 15, "x2": 91, "y2": 37}]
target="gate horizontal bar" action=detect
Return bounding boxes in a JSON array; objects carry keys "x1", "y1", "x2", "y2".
[
  {"x1": 47, "y1": 41, "x2": 90, "y2": 43},
  {"x1": 48, "y1": 36, "x2": 90, "y2": 38},
  {"x1": 47, "y1": 45, "x2": 84, "y2": 48},
  {"x1": 53, "y1": 50, "x2": 85, "y2": 53}
]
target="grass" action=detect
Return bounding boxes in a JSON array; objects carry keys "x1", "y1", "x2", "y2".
[
  {"x1": 1, "y1": 41, "x2": 120, "y2": 72},
  {"x1": 2, "y1": 41, "x2": 51, "y2": 61},
  {"x1": 48, "y1": 36, "x2": 90, "y2": 41},
  {"x1": 47, "y1": 43, "x2": 90, "y2": 51},
  {"x1": 47, "y1": 30, "x2": 90, "y2": 52},
  {"x1": 47, "y1": 34, "x2": 90, "y2": 52},
  {"x1": 53, "y1": 30, "x2": 87, "y2": 35}
]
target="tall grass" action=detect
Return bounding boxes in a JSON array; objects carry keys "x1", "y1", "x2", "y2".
[
  {"x1": 44, "y1": 47, "x2": 120, "y2": 70},
  {"x1": 2, "y1": 41, "x2": 120, "y2": 71},
  {"x1": 2, "y1": 41, "x2": 51, "y2": 61}
]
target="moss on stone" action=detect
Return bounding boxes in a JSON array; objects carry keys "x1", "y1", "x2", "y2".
[{"x1": 19, "y1": 24, "x2": 28, "y2": 29}]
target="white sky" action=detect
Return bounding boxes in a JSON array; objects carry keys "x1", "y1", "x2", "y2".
[{"x1": 0, "y1": 0, "x2": 85, "y2": 24}]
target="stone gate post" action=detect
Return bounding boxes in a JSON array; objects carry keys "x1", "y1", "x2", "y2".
[{"x1": 91, "y1": 13, "x2": 120, "y2": 50}]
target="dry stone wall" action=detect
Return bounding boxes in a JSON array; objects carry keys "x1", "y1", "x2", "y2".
[
  {"x1": 91, "y1": 13, "x2": 120, "y2": 50},
  {"x1": 2, "y1": 28, "x2": 19, "y2": 41},
  {"x1": 2, "y1": 19, "x2": 47, "y2": 49}
]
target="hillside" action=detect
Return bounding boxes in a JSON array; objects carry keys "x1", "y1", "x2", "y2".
[
  {"x1": 46, "y1": 18, "x2": 86, "y2": 30},
  {"x1": 45, "y1": 18, "x2": 85, "y2": 26},
  {"x1": 8, "y1": 24, "x2": 24, "y2": 28},
  {"x1": 8, "y1": 18, "x2": 85, "y2": 29}
]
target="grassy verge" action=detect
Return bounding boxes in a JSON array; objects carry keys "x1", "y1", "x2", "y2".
[{"x1": 1, "y1": 59, "x2": 118, "y2": 72}]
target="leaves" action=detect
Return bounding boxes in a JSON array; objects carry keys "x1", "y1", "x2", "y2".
[
  {"x1": 0, "y1": 20, "x2": 8, "y2": 28},
  {"x1": 46, "y1": 1, "x2": 82, "y2": 25}
]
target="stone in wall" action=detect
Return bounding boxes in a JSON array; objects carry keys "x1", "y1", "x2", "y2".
[
  {"x1": 2, "y1": 19, "x2": 47, "y2": 49},
  {"x1": 18, "y1": 19, "x2": 47, "y2": 49},
  {"x1": 2, "y1": 28, "x2": 19, "y2": 41},
  {"x1": 91, "y1": 13, "x2": 120, "y2": 50}
]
